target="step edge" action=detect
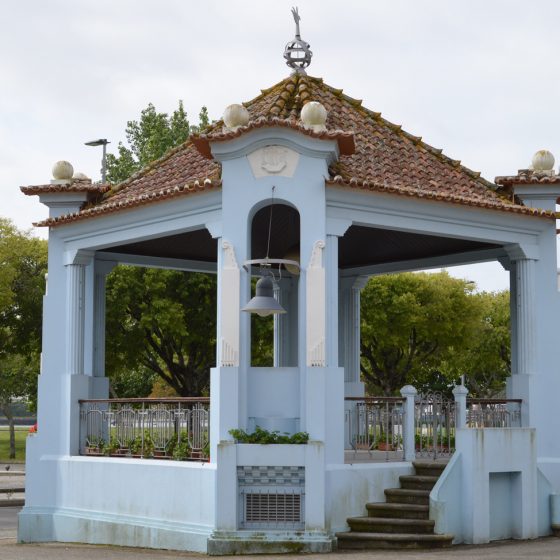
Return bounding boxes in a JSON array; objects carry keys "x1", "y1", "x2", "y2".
[
  {"x1": 347, "y1": 516, "x2": 435, "y2": 525},
  {"x1": 336, "y1": 532, "x2": 454, "y2": 541}
]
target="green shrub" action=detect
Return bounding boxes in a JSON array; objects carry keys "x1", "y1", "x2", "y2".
[{"x1": 229, "y1": 426, "x2": 309, "y2": 444}]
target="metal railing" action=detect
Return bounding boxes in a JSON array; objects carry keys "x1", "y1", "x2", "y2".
[
  {"x1": 79, "y1": 398, "x2": 210, "y2": 461},
  {"x1": 346, "y1": 391, "x2": 524, "y2": 462},
  {"x1": 415, "y1": 392, "x2": 456, "y2": 459},
  {"x1": 345, "y1": 397, "x2": 405, "y2": 460},
  {"x1": 467, "y1": 398, "x2": 522, "y2": 428}
]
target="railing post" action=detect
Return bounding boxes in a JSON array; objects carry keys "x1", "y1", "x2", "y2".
[
  {"x1": 400, "y1": 385, "x2": 417, "y2": 462},
  {"x1": 453, "y1": 384, "x2": 468, "y2": 428}
]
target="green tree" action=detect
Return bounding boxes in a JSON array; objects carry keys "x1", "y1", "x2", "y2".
[
  {"x1": 104, "y1": 101, "x2": 213, "y2": 396},
  {"x1": 0, "y1": 219, "x2": 47, "y2": 458},
  {"x1": 360, "y1": 271, "x2": 482, "y2": 396},
  {"x1": 106, "y1": 266, "x2": 216, "y2": 397},
  {"x1": 440, "y1": 290, "x2": 510, "y2": 397},
  {"x1": 106, "y1": 102, "x2": 209, "y2": 183}
]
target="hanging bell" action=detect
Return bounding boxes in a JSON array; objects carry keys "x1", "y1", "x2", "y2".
[{"x1": 241, "y1": 275, "x2": 286, "y2": 317}]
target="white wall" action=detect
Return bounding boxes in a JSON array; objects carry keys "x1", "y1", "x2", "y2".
[
  {"x1": 19, "y1": 456, "x2": 216, "y2": 552},
  {"x1": 326, "y1": 462, "x2": 413, "y2": 533}
]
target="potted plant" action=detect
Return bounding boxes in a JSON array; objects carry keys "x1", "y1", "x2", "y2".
[
  {"x1": 85, "y1": 436, "x2": 106, "y2": 455},
  {"x1": 172, "y1": 431, "x2": 191, "y2": 461}
]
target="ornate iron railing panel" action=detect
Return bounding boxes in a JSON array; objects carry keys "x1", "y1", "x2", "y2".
[
  {"x1": 79, "y1": 398, "x2": 210, "y2": 461},
  {"x1": 345, "y1": 397, "x2": 405, "y2": 461},
  {"x1": 466, "y1": 398, "x2": 522, "y2": 428},
  {"x1": 415, "y1": 392, "x2": 456, "y2": 460}
]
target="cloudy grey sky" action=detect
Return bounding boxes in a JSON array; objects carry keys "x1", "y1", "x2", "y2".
[{"x1": 2, "y1": 0, "x2": 559, "y2": 291}]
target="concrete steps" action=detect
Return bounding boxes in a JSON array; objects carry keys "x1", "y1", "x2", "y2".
[
  {"x1": 366, "y1": 502, "x2": 429, "y2": 520},
  {"x1": 336, "y1": 460, "x2": 453, "y2": 550},
  {"x1": 384, "y1": 488, "x2": 430, "y2": 505},
  {"x1": 336, "y1": 531, "x2": 454, "y2": 550}
]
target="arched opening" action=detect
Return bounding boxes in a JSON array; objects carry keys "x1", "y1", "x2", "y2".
[{"x1": 249, "y1": 203, "x2": 300, "y2": 367}]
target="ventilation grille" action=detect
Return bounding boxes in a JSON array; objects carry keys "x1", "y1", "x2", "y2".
[
  {"x1": 238, "y1": 466, "x2": 305, "y2": 530},
  {"x1": 245, "y1": 492, "x2": 302, "y2": 524}
]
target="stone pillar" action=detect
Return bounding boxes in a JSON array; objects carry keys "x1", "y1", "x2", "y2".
[
  {"x1": 400, "y1": 385, "x2": 417, "y2": 462},
  {"x1": 453, "y1": 384, "x2": 468, "y2": 428}
]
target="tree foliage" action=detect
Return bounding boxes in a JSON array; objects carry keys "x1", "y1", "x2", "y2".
[
  {"x1": 0, "y1": 219, "x2": 47, "y2": 457},
  {"x1": 106, "y1": 266, "x2": 216, "y2": 397},
  {"x1": 104, "y1": 101, "x2": 213, "y2": 397},
  {"x1": 439, "y1": 290, "x2": 510, "y2": 397},
  {"x1": 360, "y1": 271, "x2": 495, "y2": 396},
  {"x1": 106, "y1": 101, "x2": 209, "y2": 184}
]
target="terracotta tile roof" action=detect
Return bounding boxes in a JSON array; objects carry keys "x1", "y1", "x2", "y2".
[
  {"x1": 34, "y1": 179, "x2": 222, "y2": 227},
  {"x1": 192, "y1": 116, "x2": 355, "y2": 158},
  {"x1": 495, "y1": 169, "x2": 560, "y2": 187},
  {"x1": 24, "y1": 74, "x2": 554, "y2": 227},
  {"x1": 327, "y1": 177, "x2": 553, "y2": 218},
  {"x1": 21, "y1": 179, "x2": 110, "y2": 195}
]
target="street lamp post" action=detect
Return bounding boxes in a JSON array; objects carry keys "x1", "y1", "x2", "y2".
[{"x1": 85, "y1": 138, "x2": 110, "y2": 183}]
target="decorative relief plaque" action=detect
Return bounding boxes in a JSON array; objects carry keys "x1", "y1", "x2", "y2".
[{"x1": 247, "y1": 145, "x2": 299, "y2": 178}]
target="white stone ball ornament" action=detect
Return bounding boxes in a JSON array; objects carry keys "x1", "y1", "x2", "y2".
[
  {"x1": 301, "y1": 101, "x2": 327, "y2": 132},
  {"x1": 531, "y1": 150, "x2": 555, "y2": 172},
  {"x1": 223, "y1": 104, "x2": 250, "y2": 130},
  {"x1": 52, "y1": 160, "x2": 74, "y2": 181}
]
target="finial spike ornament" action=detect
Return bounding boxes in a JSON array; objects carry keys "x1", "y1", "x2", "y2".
[
  {"x1": 284, "y1": 6, "x2": 312, "y2": 75},
  {"x1": 292, "y1": 7, "x2": 301, "y2": 38}
]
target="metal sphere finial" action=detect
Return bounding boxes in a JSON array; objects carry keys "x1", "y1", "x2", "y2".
[{"x1": 283, "y1": 7, "x2": 312, "y2": 75}]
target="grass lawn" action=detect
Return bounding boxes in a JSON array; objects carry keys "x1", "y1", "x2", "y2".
[{"x1": 0, "y1": 427, "x2": 27, "y2": 463}]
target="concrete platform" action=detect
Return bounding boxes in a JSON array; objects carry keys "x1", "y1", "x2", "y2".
[{"x1": 0, "y1": 536, "x2": 560, "y2": 559}]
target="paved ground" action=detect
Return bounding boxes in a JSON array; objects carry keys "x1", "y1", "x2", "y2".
[
  {"x1": 0, "y1": 506, "x2": 19, "y2": 540},
  {"x1": 1, "y1": 522, "x2": 560, "y2": 560},
  {"x1": 0, "y1": 538, "x2": 559, "y2": 559}
]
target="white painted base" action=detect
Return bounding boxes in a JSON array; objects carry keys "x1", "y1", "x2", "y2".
[
  {"x1": 21, "y1": 455, "x2": 217, "y2": 553},
  {"x1": 18, "y1": 507, "x2": 212, "y2": 553}
]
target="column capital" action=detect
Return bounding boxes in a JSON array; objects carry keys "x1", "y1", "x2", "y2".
[
  {"x1": 205, "y1": 221, "x2": 222, "y2": 239},
  {"x1": 326, "y1": 218, "x2": 351, "y2": 237},
  {"x1": 94, "y1": 259, "x2": 117, "y2": 276},
  {"x1": 504, "y1": 243, "x2": 539, "y2": 262},
  {"x1": 64, "y1": 249, "x2": 94, "y2": 266},
  {"x1": 339, "y1": 274, "x2": 369, "y2": 291}
]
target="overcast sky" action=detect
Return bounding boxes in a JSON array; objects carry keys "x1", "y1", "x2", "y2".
[{"x1": 2, "y1": 0, "x2": 559, "y2": 291}]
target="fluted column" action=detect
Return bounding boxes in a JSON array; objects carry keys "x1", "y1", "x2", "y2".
[
  {"x1": 66, "y1": 263, "x2": 86, "y2": 376},
  {"x1": 274, "y1": 278, "x2": 297, "y2": 367},
  {"x1": 509, "y1": 264, "x2": 519, "y2": 376},
  {"x1": 92, "y1": 262, "x2": 115, "y2": 377},
  {"x1": 339, "y1": 276, "x2": 368, "y2": 384},
  {"x1": 515, "y1": 258, "x2": 537, "y2": 376},
  {"x1": 325, "y1": 234, "x2": 339, "y2": 367},
  {"x1": 507, "y1": 256, "x2": 537, "y2": 427}
]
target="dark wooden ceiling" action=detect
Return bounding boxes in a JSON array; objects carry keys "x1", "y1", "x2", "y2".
[{"x1": 101, "y1": 204, "x2": 499, "y2": 269}]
